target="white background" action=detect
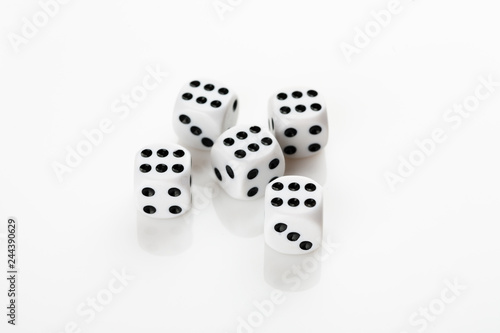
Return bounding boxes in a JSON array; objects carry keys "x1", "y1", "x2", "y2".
[{"x1": 1, "y1": 0, "x2": 500, "y2": 332}]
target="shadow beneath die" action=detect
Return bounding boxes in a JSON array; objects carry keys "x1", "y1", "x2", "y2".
[
  {"x1": 284, "y1": 150, "x2": 327, "y2": 185},
  {"x1": 213, "y1": 190, "x2": 265, "y2": 238},
  {"x1": 136, "y1": 213, "x2": 193, "y2": 256},
  {"x1": 189, "y1": 147, "x2": 212, "y2": 176},
  {"x1": 176, "y1": 139, "x2": 215, "y2": 186},
  {"x1": 264, "y1": 244, "x2": 322, "y2": 292},
  {"x1": 186, "y1": 146, "x2": 223, "y2": 222}
]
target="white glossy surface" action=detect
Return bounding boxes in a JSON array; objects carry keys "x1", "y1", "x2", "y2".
[{"x1": 1, "y1": 0, "x2": 500, "y2": 332}]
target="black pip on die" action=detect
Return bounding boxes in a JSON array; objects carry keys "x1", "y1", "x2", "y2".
[
  {"x1": 265, "y1": 176, "x2": 323, "y2": 254},
  {"x1": 173, "y1": 79, "x2": 239, "y2": 150},
  {"x1": 134, "y1": 144, "x2": 191, "y2": 219},
  {"x1": 211, "y1": 125, "x2": 285, "y2": 200},
  {"x1": 268, "y1": 88, "x2": 328, "y2": 158}
]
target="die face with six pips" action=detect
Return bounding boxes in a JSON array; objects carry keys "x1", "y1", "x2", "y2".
[
  {"x1": 134, "y1": 144, "x2": 191, "y2": 219},
  {"x1": 210, "y1": 125, "x2": 285, "y2": 200},
  {"x1": 264, "y1": 176, "x2": 323, "y2": 254},
  {"x1": 268, "y1": 88, "x2": 329, "y2": 159},
  {"x1": 173, "y1": 79, "x2": 239, "y2": 151}
]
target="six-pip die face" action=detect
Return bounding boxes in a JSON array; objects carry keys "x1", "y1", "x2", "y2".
[
  {"x1": 134, "y1": 144, "x2": 192, "y2": 219},
  {"x1": 269, "y1": 88, "x2": 329, "y2": 159},
  {"x1": 210, "y1": 124, "x2": 285, "y2": 200},
  {"x1": 264, "y1": 176, "x2": 323, "y2": 255},
  {"x1": 173, "y1": 79, "x2": 239, "y2": 151}
]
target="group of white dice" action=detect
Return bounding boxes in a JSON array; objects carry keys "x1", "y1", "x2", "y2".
[{"x1": 134, "y1": 79, "x2": 329, "y2": 255}]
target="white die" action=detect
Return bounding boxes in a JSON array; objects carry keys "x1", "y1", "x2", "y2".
[
  {"x1": 268, "y1": 88, "x2": 328, "y2": 158},
  {"x1": 211, "y1": 124, "x2": 285, "y2": 200},
  {"x1": 173, "y1": 79, "x2": 239, "y2": 150},
  {"x1": 264, "y1": 176, "x2": 323, "y2": 254},
  {"x1": 134, "y1": 144, "x2": 191, "y2": 219}
]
